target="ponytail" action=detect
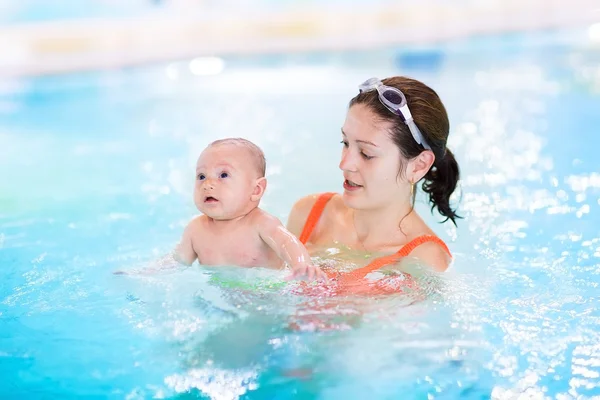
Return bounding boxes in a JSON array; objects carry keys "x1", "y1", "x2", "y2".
[{"x1": 422, "y1": 149, "x2": 461, "y2": 226}]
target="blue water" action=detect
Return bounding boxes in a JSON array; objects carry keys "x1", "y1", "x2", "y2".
[{"x1": 1, "y1": 28, "x2": 600, "y2": 399}]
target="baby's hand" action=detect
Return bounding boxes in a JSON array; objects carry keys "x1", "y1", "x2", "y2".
[{"x1": 287, "y1": 263, "x2": 328, "y2": 283}]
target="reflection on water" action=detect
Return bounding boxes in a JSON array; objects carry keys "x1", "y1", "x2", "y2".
[
  {"x1": 109, "y1": 262, "x2": 490, "y2": 398},
  {"x1": 444, "y1": 53, "x2": 600, "y2": 397}
]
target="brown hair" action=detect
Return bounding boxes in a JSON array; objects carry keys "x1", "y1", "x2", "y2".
[
  {"x1": 209, "y1": 138, "x2": 266, "y2": 178},
  {"x1": 349, "y1": 76, "x2": 461, "y2": 225}
]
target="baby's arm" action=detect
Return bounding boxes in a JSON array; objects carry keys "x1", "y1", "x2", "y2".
[
  {"x1": 114, "y1": 220, "x2": 198, "y2": 275},
  {"x1": 174, "y1": 220, "x2": 199, "y2": 266},
  {"x1": 258, "y1": 213, "x2": 327, "y2": 281}
]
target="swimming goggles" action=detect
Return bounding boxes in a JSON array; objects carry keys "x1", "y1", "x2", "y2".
[{"x1": 358, "y1": 77, "x2": 431, "y2": 150}]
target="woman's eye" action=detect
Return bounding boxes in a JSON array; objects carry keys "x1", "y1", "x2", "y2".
[
  {"x1": 361, "y1": 152, "x2": 374, "y2": 160},
  {"x1": 340, "y1": 140, "x2": 349, "y2": 147},
  {"x1": 220, "y1": 172, "x2": 229, "y2": 178},
  {"x1": 197, "y1": 174, "x2": 205, "y2": 180}
]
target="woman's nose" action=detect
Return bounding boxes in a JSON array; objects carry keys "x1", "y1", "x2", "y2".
[{"x1": 339, "y1": 150, "x2": 357, "y2": 172}]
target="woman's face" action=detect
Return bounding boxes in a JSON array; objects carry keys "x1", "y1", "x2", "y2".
[{"x1": 339, "y1": 104, "x2": 411, "y2": 210}]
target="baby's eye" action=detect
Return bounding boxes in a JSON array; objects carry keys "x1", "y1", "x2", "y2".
[
  {"x1": 220, "y1": 172, "x2": 229, "y2": 179},
  {"x1": 197, "y1": 174, "x2": 205, "y2": 180}
]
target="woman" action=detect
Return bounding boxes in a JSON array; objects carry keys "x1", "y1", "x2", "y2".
[{"x1": 287, "y1": 76, "x2": 460, "y2": 287}]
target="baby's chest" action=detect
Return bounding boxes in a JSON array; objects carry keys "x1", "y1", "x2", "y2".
[{"x1": 194, "y1": 231, "x2": 269, "y2": 266}]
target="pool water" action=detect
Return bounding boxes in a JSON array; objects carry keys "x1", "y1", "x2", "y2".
[{"x1": 1, "y1": 28, "x2": 600, "y2": 399}]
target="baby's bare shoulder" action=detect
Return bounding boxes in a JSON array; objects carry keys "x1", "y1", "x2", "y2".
[
  {"x1": 251, "y1": 208, "x2": 283, "y2": 230},
  {"x1": 184, "y1": 215, "x2": 208, "y2": 234}
]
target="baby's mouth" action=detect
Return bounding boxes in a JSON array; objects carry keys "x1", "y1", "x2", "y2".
[{"x1": 204, "y1": 196, "x2": 219, "y2": 203}]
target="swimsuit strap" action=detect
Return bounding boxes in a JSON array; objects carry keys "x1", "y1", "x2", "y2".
[
  {"x1": 296, "y1": 196, "x2": 452, "y2": 287},
  {"x1": 396, "y1": 234, "x2": 451, "y2": 258},
  {"x1": 337, "y1": 235, "x2": 451, "y2": 283},
  {"x1": 298, "y1": 192, "x2": 336, "y2": 244}
]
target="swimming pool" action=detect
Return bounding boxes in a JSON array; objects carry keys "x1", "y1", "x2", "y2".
[{"x1": 1, "y1": 27, "x2": 600, "y2": 399}]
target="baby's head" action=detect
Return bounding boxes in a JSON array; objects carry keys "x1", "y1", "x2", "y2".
[{"x1": 194, "y1": 138, "x2": 267, "y2": 220}]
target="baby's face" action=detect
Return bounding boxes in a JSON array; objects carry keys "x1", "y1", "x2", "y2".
[{"x1": 194, "y1": 144, "x2": 262, "y2": 220}]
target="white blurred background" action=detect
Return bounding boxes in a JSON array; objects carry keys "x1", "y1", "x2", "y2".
[{"x1": 0, "y1": 0, "x2": 598, "y2": 77}]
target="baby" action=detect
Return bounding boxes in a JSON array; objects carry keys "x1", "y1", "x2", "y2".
[{"x1": 173, "y1": 138, "x2": 326, "y2": 281}]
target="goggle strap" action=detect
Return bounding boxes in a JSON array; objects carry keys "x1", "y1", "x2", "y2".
[
  {"x1": 358, "y1": 77, "x2": 432, "y2": 151},
  {"x1": 406, "y1": 120, "x2": 432, "y2": 150}
]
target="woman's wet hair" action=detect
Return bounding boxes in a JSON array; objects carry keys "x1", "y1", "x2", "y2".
[{"x1": 349, "y1": 76, "x2": 461, "y2": 225}]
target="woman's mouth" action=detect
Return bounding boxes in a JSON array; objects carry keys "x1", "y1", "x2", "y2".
[{"x1": 343, "y1": 179, "x2": 363, "y2": 191}]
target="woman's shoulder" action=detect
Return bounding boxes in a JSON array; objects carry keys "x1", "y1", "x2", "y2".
[
  {"x1": 286, "y1": 192, "x2": 341, "y2": 237},
  {"x1": 407, "y1": 239, "x2": 452, "y2": 272},
  {"x1": 405, "y1": 227, "x2": 452, "y2": 272},
  {"x1": 398, "y1": 214, "x2": 453, "y2": 272}
]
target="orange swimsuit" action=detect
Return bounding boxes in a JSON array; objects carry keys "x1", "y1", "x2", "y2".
[{"x1": 296, "y1": 192, "x2": 451, "y2": 296}]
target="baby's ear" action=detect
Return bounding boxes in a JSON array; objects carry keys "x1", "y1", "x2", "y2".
[{"x1": 251, "y1": 177, "x2": 267, "y2": 201}]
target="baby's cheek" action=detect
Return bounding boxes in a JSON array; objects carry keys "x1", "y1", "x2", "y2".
[{"x1": 193, "y1": 190, "x2": 203, "y2": 206}]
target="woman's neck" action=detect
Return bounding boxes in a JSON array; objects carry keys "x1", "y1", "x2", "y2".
[{"x1": 350, "y1": 201, "x2": 416, "y2": 251}]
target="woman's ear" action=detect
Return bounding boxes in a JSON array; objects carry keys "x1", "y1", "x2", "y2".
[
  {"x1": 251, "y1": 177, "x2": 267, "y2": 201},
  {"x1": 408, "y1": 150, "x2": 435, "y2": 182}
]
